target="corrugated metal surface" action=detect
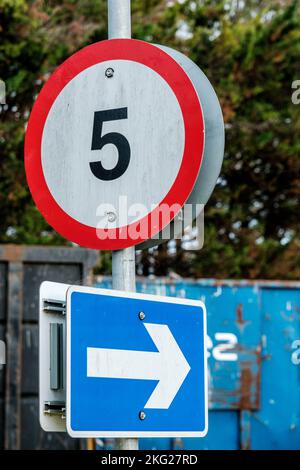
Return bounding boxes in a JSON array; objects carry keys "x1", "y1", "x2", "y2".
[
  {"x1": 97, "y1": 277, "x2": 300, "y2": 450},
  {"x1": 0, "y1": 245, "x2": 98, "y2": 449}
]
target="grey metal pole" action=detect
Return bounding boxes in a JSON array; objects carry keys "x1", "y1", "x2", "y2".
[
  {"x1": 108, "y1": 0, "x2": 131, "y2": 39},
  {"x1": 108, "y1": 0, "x2": 138, "y2": 452},
  {"x1": 112, "y1": 248, "x2": 136, "y2": 293},
  {"x1": 112, "y1": 248, "x2": 138, "y2": 452}
]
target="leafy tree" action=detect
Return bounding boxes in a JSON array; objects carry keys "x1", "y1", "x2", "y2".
[
  {"x1": 138, "y1": 0, "x2": 300, "y2": 279},
  {"x1": 0, "y1": 0, "x2": 108, "y2": 244}
]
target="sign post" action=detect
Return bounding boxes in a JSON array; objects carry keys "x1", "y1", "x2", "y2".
[
  {"x1": 112, "y1": 247, "x2": 137, "y2": 450},
  {"x1": 108, "y1": 0, "x2": 138, "y2": 452}
]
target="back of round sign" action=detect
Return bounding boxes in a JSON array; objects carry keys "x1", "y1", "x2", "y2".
[{"x1": 137, "y1": 45, "x2": 224, "y2": 250}]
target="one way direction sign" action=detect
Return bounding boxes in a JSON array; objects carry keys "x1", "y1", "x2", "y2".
[
  {"x1": 66, "y1": 286, "x2": 208, "y2": 438},
  {"x1": 87, "y1": 322, "x2": 191, "y2": 410}
]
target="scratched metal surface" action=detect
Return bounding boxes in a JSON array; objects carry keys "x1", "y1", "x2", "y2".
[
  {"x1": 0, "y1": 245, "x2": 99, "y2": 449},
  {"x1": 97, "y1": 278, "x2": 300, "y2": 450}
]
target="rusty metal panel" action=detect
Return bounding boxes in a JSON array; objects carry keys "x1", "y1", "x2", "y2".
[
  {"x1": 0, "y1": 245, "x2": 97, "y2": 267},
  {"x1": 98, "y1": 278, "x2": 262, "y2": 412},
  {"x1": 240, "y1": 410, "x2": 251, "y2": 450},
  {"x1": 250, "y1": 287, "x2": 300, "y2": 450},
  {"x1": 21, "y1": 398, "x2": 79, "y2": 450},
  {"x1": 0, "y1": 263, "x2": 7, "y2": 321},
  {"x1": 204, "y1": 286, "x2": 261, "y2": 411},
  {"x1": 0, "y1": 399, "x2": 3, "y2": 448},
  {"x1": 21, "y1": 325, "x2": 38, "y2": 395},
  {"x1": 97, "y1": 277, "x2": 300, "y2": 449},
  {"x1": 23, "y1": 263, "x2": 81, "y2": 322},
  {"x1": 0, "y1": 244, "x2": 98, "y2": 450},
  {"x1": 105, "y1": 277, "x2": 298, "y2": 450},
  {"x1": 0, "y1": 325, "x2": 5, "y2": 396},
  {"x1": 5, "y1": 262, "x2": 23, "y2": 450}
]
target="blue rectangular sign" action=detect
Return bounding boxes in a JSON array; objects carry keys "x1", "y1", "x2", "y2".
[{"x1": 66, "y1": 286, "x2": 207, "y2": 437}]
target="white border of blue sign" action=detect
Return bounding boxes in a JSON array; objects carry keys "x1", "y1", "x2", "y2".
[{"x1": 66, "y1": 285, "x2": 208, "y2": 438}]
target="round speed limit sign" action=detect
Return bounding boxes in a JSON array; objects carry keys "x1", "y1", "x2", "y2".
[{"x1": 25, "y1": 39, "x2": 205, "y2": 249}]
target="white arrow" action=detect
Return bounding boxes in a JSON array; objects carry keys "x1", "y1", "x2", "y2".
[{"x1": 87, "y1": 323, "x2": 191, "y2": 409}]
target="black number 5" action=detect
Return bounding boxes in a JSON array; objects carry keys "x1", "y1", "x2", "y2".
[{"x1": 90, "y1": 107, "x2": 131, "y2": 181}]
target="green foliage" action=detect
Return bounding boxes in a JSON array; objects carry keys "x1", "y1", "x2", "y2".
[
  {"x1": 0, "y1": 0, "x2": 299, "y2": 278},
  {"x1": 0, "y1": 0, "x2": 108, "y2": 244},
  {"x1": 136, "y1": 0, "x2": 300, "y2": 279}
]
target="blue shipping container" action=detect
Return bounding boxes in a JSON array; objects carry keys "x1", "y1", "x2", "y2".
[{"x1": 96, "y1": 278, "x2": 300, "y2": 450}]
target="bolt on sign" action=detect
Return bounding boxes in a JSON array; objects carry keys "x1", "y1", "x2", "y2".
[{"x1": 25, "y1": 39, "x2": 224, "y2": 250}]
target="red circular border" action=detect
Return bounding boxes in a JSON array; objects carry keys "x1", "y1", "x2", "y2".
[{"x1": 25, "y1": 39, "x2": 204, "y2": 249}]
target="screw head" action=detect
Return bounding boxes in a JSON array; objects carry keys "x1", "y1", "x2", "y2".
[
  {"x1": 107, "y1": 211, "x2": 117, "y2": 223},
  {"x1": 138, "y1": 311, "x2": 145, "y2": 321},
  {"x1": 105, "y1": 67, "x2": 114, "y2": 78},
  {"x1": 139, "y1": 411, "x2": 146, "y2": 420}
]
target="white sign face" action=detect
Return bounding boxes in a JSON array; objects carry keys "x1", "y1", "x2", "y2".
[
  {"x1": 42, "y1": 60, "x2": 185, "y2": 228},
  {"x1": 25, "y1": 39, "x2": 204, "y2": 249}
]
